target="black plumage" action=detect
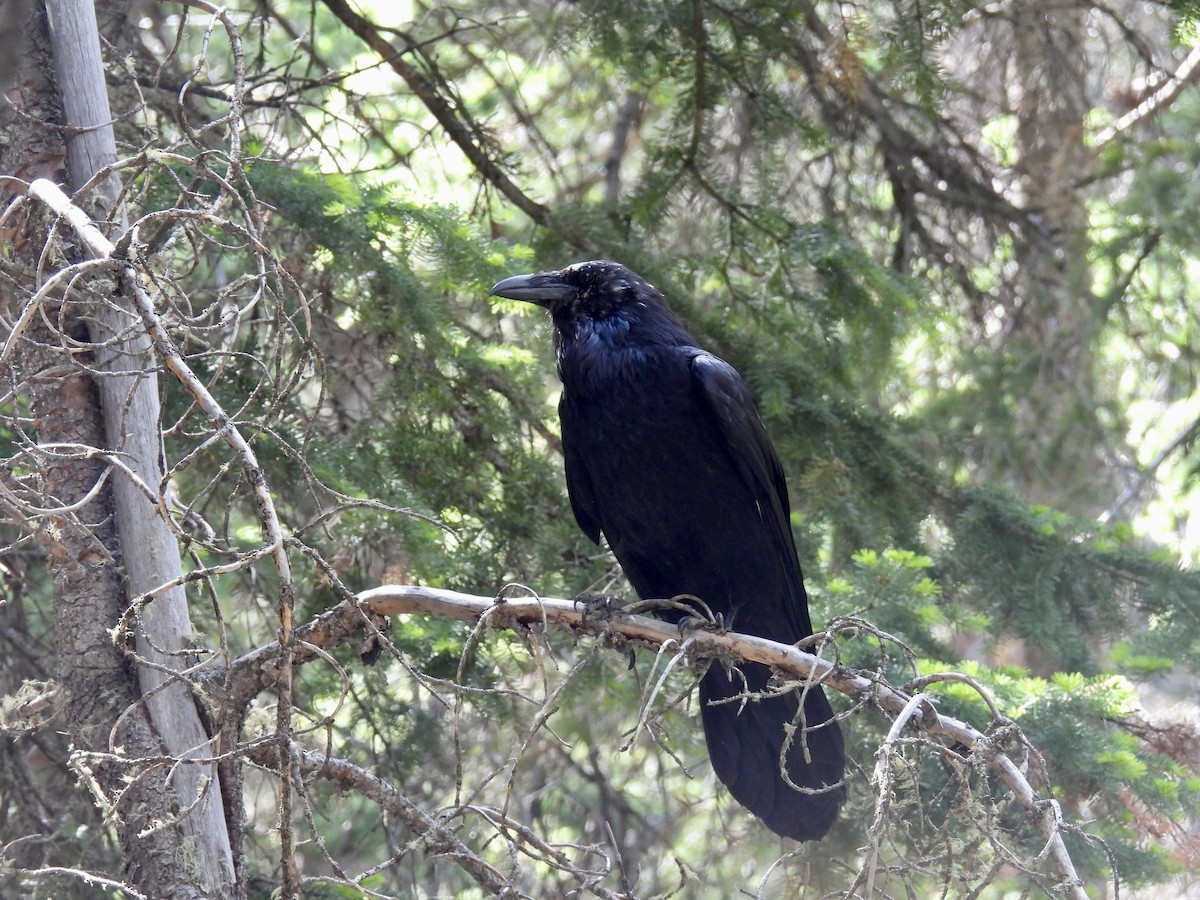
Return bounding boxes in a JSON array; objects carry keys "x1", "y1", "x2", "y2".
[{"x1": 492, "y1": 259, "x2": 845, "y2": 840}]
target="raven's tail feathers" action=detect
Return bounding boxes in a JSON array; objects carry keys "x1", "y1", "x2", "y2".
[{"x1": 699, "y1": 662, "x2": 846, "y2": 841}]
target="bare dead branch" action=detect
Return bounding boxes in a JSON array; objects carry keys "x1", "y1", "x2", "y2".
[
  {"x1": 1094, "y1": 44, "x2": 1200, "y2": 147},
  {"x1": 225, "y1": 583, "x2": 1090, "y2": 900},
  {"x1": 24, "y1": 173, "x2": 300, "y2": 896}
]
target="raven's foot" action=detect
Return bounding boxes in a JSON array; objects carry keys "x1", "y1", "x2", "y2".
[
  {"x1": 677, "y1": 610, "x2": 727, "y2": 638},
  {"x1": 572, "y1": 591, "x2": 617, "y2": 624}
]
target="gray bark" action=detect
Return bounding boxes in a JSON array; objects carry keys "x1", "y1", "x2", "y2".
[{"x1": 44, "y1": 0, "x2": 234, "y2": 892}]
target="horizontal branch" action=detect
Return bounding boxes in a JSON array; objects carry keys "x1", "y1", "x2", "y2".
[{"x1": 226, "y1": 584, "x2": 1088, "y2": 900}]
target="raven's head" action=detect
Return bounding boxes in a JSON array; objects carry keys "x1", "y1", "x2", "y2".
[
  {"x1": 492, "y1": 260, "x2": 694, "y2": 358},
  {"x1": 490, "y1": 260, "x2": 659, "y2": 323}
]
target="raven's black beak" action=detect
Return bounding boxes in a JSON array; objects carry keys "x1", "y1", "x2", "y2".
[{"x1": 489, "y1": 271, "x2": 573, "y2": 306}]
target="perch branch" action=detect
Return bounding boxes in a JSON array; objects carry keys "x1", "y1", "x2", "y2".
[{"x1": 227, "y1": 584, "x2": 1089, "y2": 900}]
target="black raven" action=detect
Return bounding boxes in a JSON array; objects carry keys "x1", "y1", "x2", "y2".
[{"x1": 492, "y1": 259, "x2": 845, "y2": 841}]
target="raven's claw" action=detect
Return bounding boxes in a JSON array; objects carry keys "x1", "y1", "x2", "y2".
[
  {"x1": 572, "y1": 591, "x2": 616, "y2": 624},
  {"x1": 677, "y1": 611, "x2": 726, "y2": 637}
]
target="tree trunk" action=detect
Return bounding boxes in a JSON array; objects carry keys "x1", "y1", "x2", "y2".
[
  {"x1": 1007, "y1": 2, "x2": 1113, "y2": 513},
  {"x1": 0, "y1": 1, "x2": 234, "y2": 894}
]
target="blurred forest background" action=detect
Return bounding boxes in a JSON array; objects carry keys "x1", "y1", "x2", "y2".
[{"x1": 3, "y1": 0, "x2": 1200, "y2": 896}]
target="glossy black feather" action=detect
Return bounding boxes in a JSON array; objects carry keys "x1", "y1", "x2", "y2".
[{"x1": 492, "y1": 260, "x2": 846, "y2": 840}]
